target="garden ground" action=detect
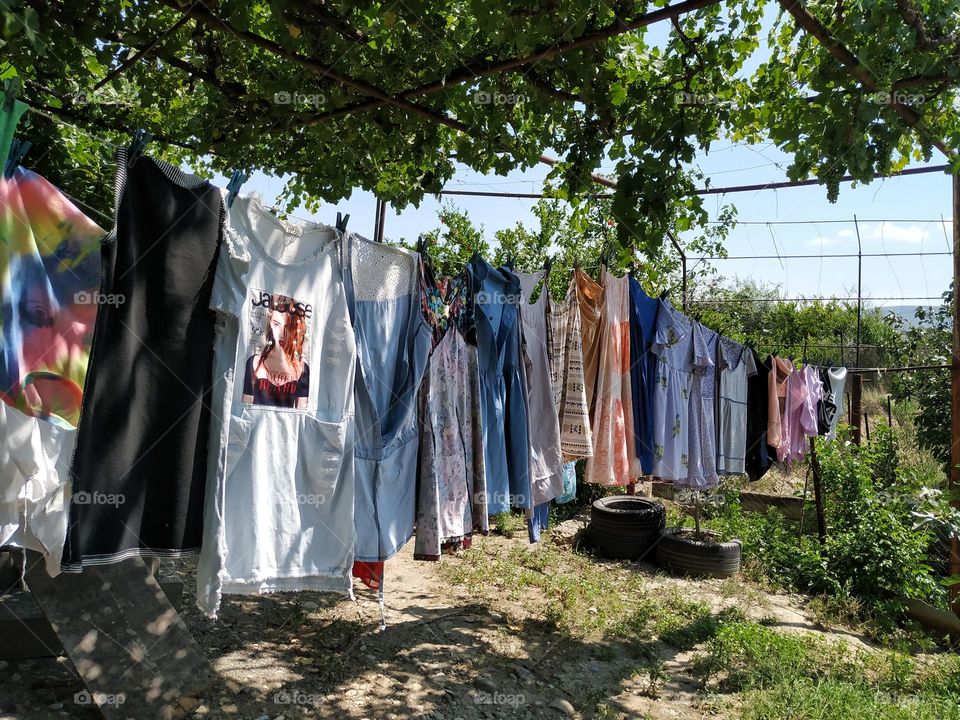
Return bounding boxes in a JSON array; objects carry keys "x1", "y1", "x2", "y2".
[{"x1": 2, "y1": 509, "x2": 958, "y2": 720}]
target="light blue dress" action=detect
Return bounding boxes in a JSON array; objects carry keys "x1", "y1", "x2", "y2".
[
  {"x1": 342, "y1": 233, "x2": 432, "y2": 562},
  {"x1": 467, "y1": 255, "x2": 531, "y2": 513}
]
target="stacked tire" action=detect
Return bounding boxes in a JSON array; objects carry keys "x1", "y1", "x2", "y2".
[
  {"x1": 587, "y1": 497, "x2": 665, "y2": 561},
  {"x1": 655, "y1": 527, "x2": 741, "y2": 578}
]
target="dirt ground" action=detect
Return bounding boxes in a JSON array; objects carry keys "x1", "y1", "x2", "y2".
[{"x1": 0, "y1": 517, "x2": 875, "y2": 720}]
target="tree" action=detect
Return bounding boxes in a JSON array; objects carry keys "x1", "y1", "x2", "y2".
[
  {"x1": 891, "y1": 288, "x2": 952, "y2": 466},
  {"x1": 689, "y1": 278, "x2": 905, "y2": 368},
  {"x1": 1, "y1": 1, "x2": 956, "y2": 255}
]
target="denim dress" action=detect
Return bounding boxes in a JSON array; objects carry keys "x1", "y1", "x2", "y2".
[
  {"x1": 467, "y1": 255, "x2": 531, "y2": 513},
  {"x1": 342, "y1": 233, "x2": 432, "y2": 562}
]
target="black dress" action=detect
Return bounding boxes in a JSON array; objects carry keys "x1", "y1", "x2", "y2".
[
  {"x1": 61, "y1": 149, "x2": 223, "y2": 570},
  {"x1": 744, "y1": 349, "x2": 771, "y2": 482}
]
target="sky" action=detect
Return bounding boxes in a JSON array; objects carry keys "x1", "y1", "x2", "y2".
[
  {"x1": 208, "y1": 7, "x2": 955, "y2": 311},
  {"x1": 225, "y1": 139, "x2": 953, "y2": 310}
]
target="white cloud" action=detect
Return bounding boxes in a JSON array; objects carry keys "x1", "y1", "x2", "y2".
[
  {"x1": 857, "y1": 221, "x2": 933, "y2": 245},
  {"x1": 803, "y1": 221, "x2": 942, "y2": 248}
]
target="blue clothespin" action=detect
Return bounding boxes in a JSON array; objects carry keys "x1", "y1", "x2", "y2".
[
  {"x1": 226, "y1": 169, "x2": 247, "y2": 208},
  {"x1": 127, "y1": 128, "x2": 152, "y2": 167},
  {"x1": 335, "y1": 212, "x2": 350, "y2": 233},
  {"x1": 4, "y1": 137, "x2": 30, "y2": 179}
]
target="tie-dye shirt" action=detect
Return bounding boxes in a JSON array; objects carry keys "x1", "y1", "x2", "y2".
[{"x1": 0, "y1": 167, "x2": 104, "y2": 427}]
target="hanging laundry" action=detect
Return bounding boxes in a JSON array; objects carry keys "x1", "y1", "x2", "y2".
[
  {"x1": 0, "y1": 164, "x2": 103, "y2": 576},
  {"x1": 195, "y1": 193, "x2": 355, "y2": 617},
  {"x1": 573, "y1": 268, "x2": 604, "y2": 414},
  {"x1": 0, "y1": 167, "x2": 103, "y2": 426},
  {"x1": 414, "y1": 262, "x2": 486, "y2": 561},
  {"x1": 716, "y1": 337, "x2": 758, "y2": 475},
  {"x1": 0, "y1": 89, "x2": 26, "y2": 162},
  {"x1": 744, "y1": 349, "x2": 771, "y2": 481},
  {"x1": 585, "y1": 270, "x2": 640, "y2": 486},
  {"x1": 62, "y1": 149, "x2": 223, "y2": 571},
  {"x1": 514, "y1": 269, "x2": 564, "y2": 498},
  {"x1": 651, "y1": 298, "x2": 695, "y2": 482},
  {"x1": 0, "y1": 401, "x2": 75, "y2": 576},
  {"x1": 773, "y1": 357, "x2": 813, "y2": 467},
  {"x1": 511, "y1": 268, "x2": 564, "y2": 539},
  {"x1": 628, "y1": 276, "x2": 660, "y2": 476},
  {"x1": 766, "y1": 355, "x2": 793, "y2": 457},
  {"x1": 468, "y1": 254, "x2": 531, "y2": 513},
  {"x1": 548, "y1": 273, "x2": 593, "y2": 461},
  {"x1": 800, "y1": 363, "x2": 824, "y2": 439},
  {"x1": 345, "y1": 233, "x2": 432, "y2": 564},
  {"x1": 818, "y1": 366, "x2": 847, "y2": 441},
  {"x1": 686, "y1": 322, "x2": 720, "y2": 489},
  {"x1": 556, "y1": 463, "x2": 577, "y2": 504}
]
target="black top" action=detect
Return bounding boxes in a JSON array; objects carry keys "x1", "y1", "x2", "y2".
[
  {"x1": 816, "y1": 366, "x2": 838, "y2": 436},
  {"x1": 62, "y1": 150, "x2": 223, "y2": 570},
  {"x1": 242, "y1": 355, "x2": 309, "y2": 408}
]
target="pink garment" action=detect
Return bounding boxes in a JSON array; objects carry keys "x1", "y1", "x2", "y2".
[{"x1": 778, "y1": 364, "x2": 823, "y2": 466}]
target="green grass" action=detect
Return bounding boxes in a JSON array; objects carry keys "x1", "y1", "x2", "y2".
[
  {"x1": 692, "y1": 620, "x2": 960, "y2": 720},
  {"x1": 440, "y1": 526, "x2": 960, "y2": 720}
]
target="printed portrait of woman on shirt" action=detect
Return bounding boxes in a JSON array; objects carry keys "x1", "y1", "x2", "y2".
[{"x1": 242, "y1": 292, "x2": 311, "y2": 409}]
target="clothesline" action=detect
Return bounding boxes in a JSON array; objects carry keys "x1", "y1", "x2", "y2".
[
  {"x1": 689, "y1": 251, "x2": 952, "y2": 260},
  {"x1": 846, "y1": 363, "x2": 950, "y2": 373},
  {"x1": 689, "y1": 295, "x2": 943, "y2": 304}
]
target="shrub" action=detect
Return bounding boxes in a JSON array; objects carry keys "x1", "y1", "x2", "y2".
[{"x1": 705, "y1": 426, "x2": 952, "y2": 635}]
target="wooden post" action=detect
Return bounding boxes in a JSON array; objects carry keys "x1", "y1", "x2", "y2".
[
  {"x1": 950, "y1": 173, "x2": 960, "y2": 612},
  {"x1": 850, "y1": 373, "x2": 863, "y2": 445},
  {"x1": 809, "y1": 436, "x2": 826, "y2": 545}
]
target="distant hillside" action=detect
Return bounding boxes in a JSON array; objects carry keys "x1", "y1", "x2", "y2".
[{"x1": 880, "y1": 305, "x2": 933, "y2": 327}]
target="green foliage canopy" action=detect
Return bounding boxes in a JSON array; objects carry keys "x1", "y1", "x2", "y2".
[{"x1": 1, "y1": 0, "x2": 957, "y2": 256}]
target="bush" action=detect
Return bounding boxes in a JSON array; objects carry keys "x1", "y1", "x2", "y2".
[{"x1": 704, "y1": 426, "x2": 952, "y2": 635}]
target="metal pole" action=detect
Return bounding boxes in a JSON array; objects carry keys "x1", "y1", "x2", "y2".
[
  {"x1": 667, "y1": 230, "x2": 687, "y2": 313},
  {"x1": 372, "y1": 198, "x2": 382, "y2": 241},
  {"x1": 376, "y1": 198, "x2": 387, "y2": 243},
  {"x1": 853, "y1": 215, "x2": 863, "y2": 368},
  {"x1": 950, "y1": 173, "x2": 960, "y2": 612}
]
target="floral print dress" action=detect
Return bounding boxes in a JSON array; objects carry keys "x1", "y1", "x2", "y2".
[
  {"x1": 414, "y1": 263, "x2": 487, "y2": 561},
  {"x1": 650, "y1": 299, "x2": 695, "y2": 482}
]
